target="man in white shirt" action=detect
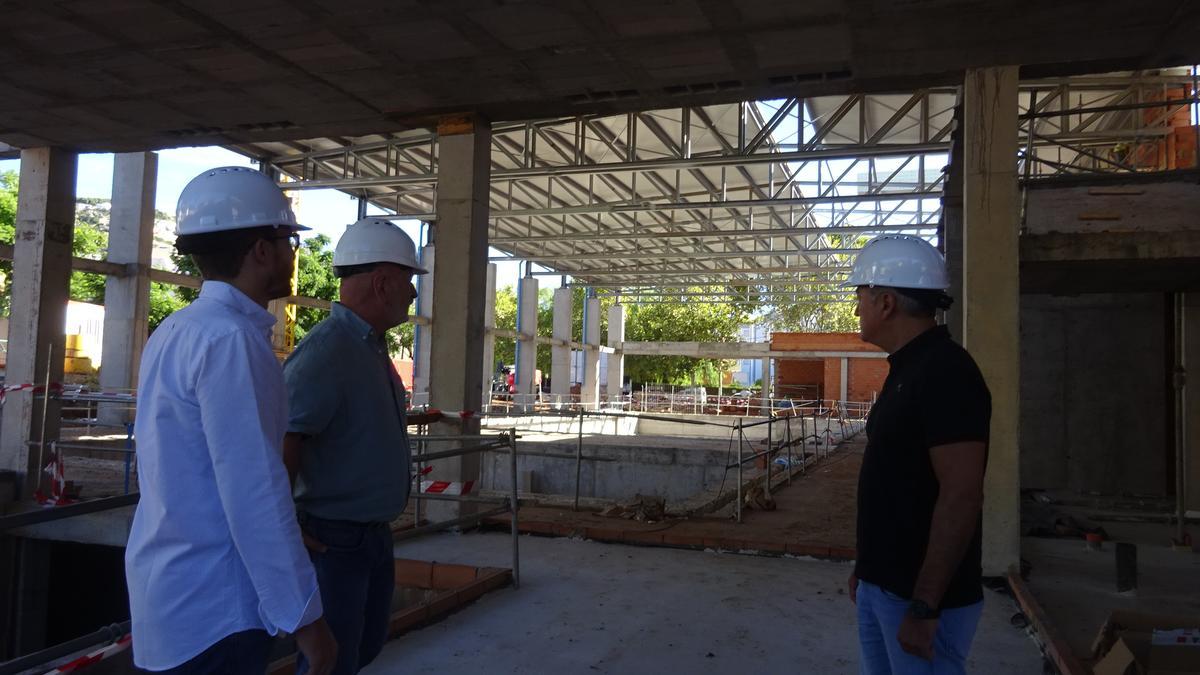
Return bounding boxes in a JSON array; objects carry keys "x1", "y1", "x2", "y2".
[{"x1": 125, "y1": 166, "x2": 337, "y2": 674}]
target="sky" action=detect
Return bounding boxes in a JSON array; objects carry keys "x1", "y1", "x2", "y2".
[{"x1": 0, "y1": 147, "x2": 525, "y2": 289}]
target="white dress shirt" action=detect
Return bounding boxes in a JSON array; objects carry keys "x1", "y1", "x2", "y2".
[{"x1": 125, "y1": 281, "x2": 322, "y2": 670}]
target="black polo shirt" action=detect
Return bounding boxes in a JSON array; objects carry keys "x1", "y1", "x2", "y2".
[{"x1": 855, "y1": 325, "x2": 991, "y2": 609}]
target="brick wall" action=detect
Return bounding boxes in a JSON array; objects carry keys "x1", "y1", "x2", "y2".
[
  {"x1": 770, "y1": 332, "x2": 878, "y2": 352},
  {"x1": 775, "y1": 359, "x2": 824, "y2": 399},
  {"x1": 772, "y1": 332, "x2": 887, "y2": 403},
  {"x1": 822, "y1": 357, "x2": 841, "y2": 404},
  {"x1": 848, "y1": 358, "x2": 889, "y2": 402}
]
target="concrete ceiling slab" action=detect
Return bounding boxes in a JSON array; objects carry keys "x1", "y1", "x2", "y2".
[{"x1": 2, "y1": 0, "x2": 1198, "y2": 153}]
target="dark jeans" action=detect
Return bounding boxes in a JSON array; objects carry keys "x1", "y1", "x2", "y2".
[
  {"x1": 296, "y1": 514, "x2": 395, "y2": 675},
  {"x1": 149, "y1": 629, "x2": 273, "y2": 674}
]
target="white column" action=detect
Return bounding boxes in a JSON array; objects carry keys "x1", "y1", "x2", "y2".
[
  {"x1": 480, "y1": 263, "x2": 496, "y2": 408},
  {"x1": 607, "y1": 304, "x2": 626, "y2": 404},
  {"x1": 582, "y1": 295, "x2": 601, "y2": 406},
  {"x1": 413, "y1": 242, "x2": 435, "y2": 397},
  {"x1": 99, "y1": 152, "x2": 157, "y2": 425},
  {"x1": 428, "y1": 116, "x2": 491, "y2": 521},
  {"x1": 839, "y1": 357, "x2": 849, "y2": 408},
  {"x1": 963, "y1": 66, "x2": 1021, "y2": 576},
  {"x1": 0, "y1": 148, "x2": 76, "y2": 499},
  {"x1": 551, "y1": 287, "x2": 572, "y2": 404},
  {"x1": 515, "y1": 276, "x2": 539, "y2": 410},
  {"x1": 760, "y1": 356, "x2": 771, "y2": 399}
]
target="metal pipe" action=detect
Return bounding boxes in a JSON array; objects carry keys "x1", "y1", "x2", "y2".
[
  {"x1": 765, "y1": 416, "x2": 772, "y2": 496},
  {"x1": 392, "y1": 505, "x2": 511, "y2": 541},
  {"x1": 489, "y1": 222, "x2": 938, "y2": 245},
  {"x1": 574, "y1": 410, "x2": 584, "y2": 511},
  {"x1": 785, "y1": 416, "x2": 793, "y2": 485},
  {"x1": 410, "y1": 441, "x2": 510, "y2": 462},
  {"x1": 0, "y1": 621, "x2": 130, "y2": 675},
  {"x1": 509, "y1": 429, "x2": 520, "y2": 588},
  {"x1": 492, "y1": 190, "x2": 942, "y2": 219},
  {"x1": 736, "y1": 419, "x2": 744, "y2": 524},
  {"x1": 0, "y1": 494, "x2": 139, "y2": 532},
  {"x1": 1174, "y1": 292, "x2": 1188, "y2": 545}
]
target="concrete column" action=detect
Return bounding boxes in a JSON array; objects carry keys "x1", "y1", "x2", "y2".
[
  {"x1": 0, "y1": 148, "x2": 76, "y2": 500},
  {"x1": 1184, "y1": 292, "x2": 1200, "y2": 517},
  {"x1": 763, "y1": 353, "x2": 772, "y2": 415},
  {"x1": 515, "y1": 276, "x2": 539, "y2": 410},
  {"x1": 99, "y1": 152, "x2": 157, "y2": 425},
  {"x1": 412, "y1": 243, "x2": 435, "y2": 396},
  {"x1": 480, "y1": 263, "x2": 496, "y2": 408},
  {"x1": 963, "y1": 66, "x2": 1021, "y2": 575},
  {"x1": 942, "y1": 98, "x2": 966, "y2": 340},
  {"x1": 582, "y1": 295, "x2": 601, "y2": 406},
  {"x1": 428, "y1": 115, "x2": 490, "y2": 520},
  {"x1": 839, "y1": 357, "x2": 849, "y2": 407},
  {"x1": 551, "y1": 287, "x2": 572, "y2": 403},
  {"x1": 607, "y1": 304, "x2": 626, "y2": 403}
]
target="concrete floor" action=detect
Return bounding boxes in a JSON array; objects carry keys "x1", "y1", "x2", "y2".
[
  {"x1": 372, "y1": 532, "x2": 1045, "y2": 674},
  {"x1": 1023, "y1": 535, "x2": 1200, "y2": 659}
]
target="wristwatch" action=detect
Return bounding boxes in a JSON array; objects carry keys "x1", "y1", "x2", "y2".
[{"x1": 907, "y1": 599, "x2": 940, "y2": 620}]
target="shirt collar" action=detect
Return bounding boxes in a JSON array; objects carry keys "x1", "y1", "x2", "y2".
[
  {"x1": 199, "y1": 281, "x2": 276, "y2": 332},
  {"x1": 887, "y1": 324, "x2": 950, "y2": 367},
  {"x1": 331, "y1": 302, "x2": 380, "y2": 342}
]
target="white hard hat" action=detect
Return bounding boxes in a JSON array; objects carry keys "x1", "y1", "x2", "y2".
[
  {"x1": 176, "y1": 166, "x2": 308, "y2": 236},
  {"x1": 841, "y1": 234, "x2": 949, "y2": 290},
  {"x1": 333, "y1": 217, "x2": 429, "y2": 274}
]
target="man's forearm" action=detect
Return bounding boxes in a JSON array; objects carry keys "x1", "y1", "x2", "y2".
[
  {"x1": 282, "y1": 433, "x2": 305, "y2": 487},
  {"x1": 911, "y1": 489, "x2": 982, "y2": 607}
]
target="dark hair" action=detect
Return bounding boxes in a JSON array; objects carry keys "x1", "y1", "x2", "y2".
[
  {"x1": 175, "y1": 226, "x2": 279, "y2": 280},
  {"x1": 333, "y1": 263, "x2": 379, "y2": 279},
  {"x1": 870, "y1": 286, "x2": 952, "y2": 318}
]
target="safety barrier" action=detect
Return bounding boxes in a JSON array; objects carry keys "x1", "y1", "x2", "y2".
[
  {"x1": 462, "y1": 402, "x2": 870, "y2": 518},
  {"x1": 407, "y1": 429, "x2": 522, "y2": 588}
]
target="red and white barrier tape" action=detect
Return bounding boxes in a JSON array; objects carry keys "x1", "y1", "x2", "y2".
[
  {"x1": 45, "y1": 634, "x2": 131, "y2": 673},
  {"x1": 420, "y1": 480, "x2": 475, "y2": 496},
  {"x1": 35, "y1": 443, "x2": 73, "y2": 507},
  {"x1": 0, "y1": 381, "x2": 63, "y2": 403}
]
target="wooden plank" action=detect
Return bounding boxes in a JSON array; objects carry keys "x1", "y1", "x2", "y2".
[{"x1": 1007, "y1": 569, "x2": 1089, "y2": 675}]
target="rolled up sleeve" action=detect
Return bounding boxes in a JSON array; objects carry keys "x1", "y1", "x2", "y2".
[{"x1": 284, "y1": 338, "x2": 341, "y2": 436}]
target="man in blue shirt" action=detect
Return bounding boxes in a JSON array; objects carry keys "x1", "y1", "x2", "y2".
[
  {"x1": 126, "y1": 167, "x2": 337, "y2": 674},
  {"x1": 283, "y1": 217, "x2": 444, "y2": 675}
]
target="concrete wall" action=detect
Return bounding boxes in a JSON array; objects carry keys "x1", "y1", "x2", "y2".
[
  {"x1": 480, "y1": 415, "x2": 848, "y2": 503},
  {"x1": 1020, "y1": 293, "x2": 1168, "y2": 495}
]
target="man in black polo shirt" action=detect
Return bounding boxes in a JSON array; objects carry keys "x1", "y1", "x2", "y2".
[{"x1": 843, "y1": 235, "x2": 991, "y2": 675}]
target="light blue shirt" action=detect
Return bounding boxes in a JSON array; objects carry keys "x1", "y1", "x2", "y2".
[
  {"x1": 125, "y1": 282, "x2": 322, "y2": 671},
  {"x1": 284, "y1": 302, "x2": 411, "y2": 523}
]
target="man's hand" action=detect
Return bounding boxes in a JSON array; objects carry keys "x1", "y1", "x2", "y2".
[
  {"x1": 424, "y1": 409, "x2": 445, "y2": 425},
  {"x1": 897, "y1": 614, "x2": 938, "y2": 661},
  {"x1": 847, "y1": 572, "x2": 858, "y2": 604},
  {"x1": 301, "y1": 531, "x2": 328, "y2": 553},
  {"x1": 295, "y1": 617, "x2": 338, "y2": 675}
]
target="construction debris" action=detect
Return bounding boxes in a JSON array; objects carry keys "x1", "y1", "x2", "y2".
[{"x1": 598, "y1": 495, "x2": 666, "y2": 522}]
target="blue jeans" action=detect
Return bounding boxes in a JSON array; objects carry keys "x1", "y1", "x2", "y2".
[
  {"x1": 856, "y1": 581, "x2": 983, "y2": 675},
  {"x1": 147, "y1": 629, "x2": 273, "y2": 674},
  {"x1": 296, "y1": 515, "x2": 395, "y2": 675}
]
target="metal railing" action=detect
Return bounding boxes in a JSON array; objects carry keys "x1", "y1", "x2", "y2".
[
  {"x1": 408, "y1": 429, "x2": 522, "y2": 588},
  {"x1": 728, "y1": 406, "x2": 867, "y2": 523},
  {"x1": 461, "y1": 401, "x2": 870, "y2": 518}
]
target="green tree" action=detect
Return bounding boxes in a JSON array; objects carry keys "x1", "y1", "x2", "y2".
[
  {"x1": 0, "y1": 171, "x2": 19, "y2": 314},
  {"x1": 622, "y1": 291, "x2": 749, "y2": 385},
  {"x1": 765, "y1": 292, "x2": 859, "y2": 333},
  {"x1": 492, "y1": 285, "x2": 517, "y2": 371},
  {"x1": 0, "y1": 187, "x2": 117, "y2": 312},
  {"x1": 294, "y1": 234, "x2": 338, "y2": 341}
]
